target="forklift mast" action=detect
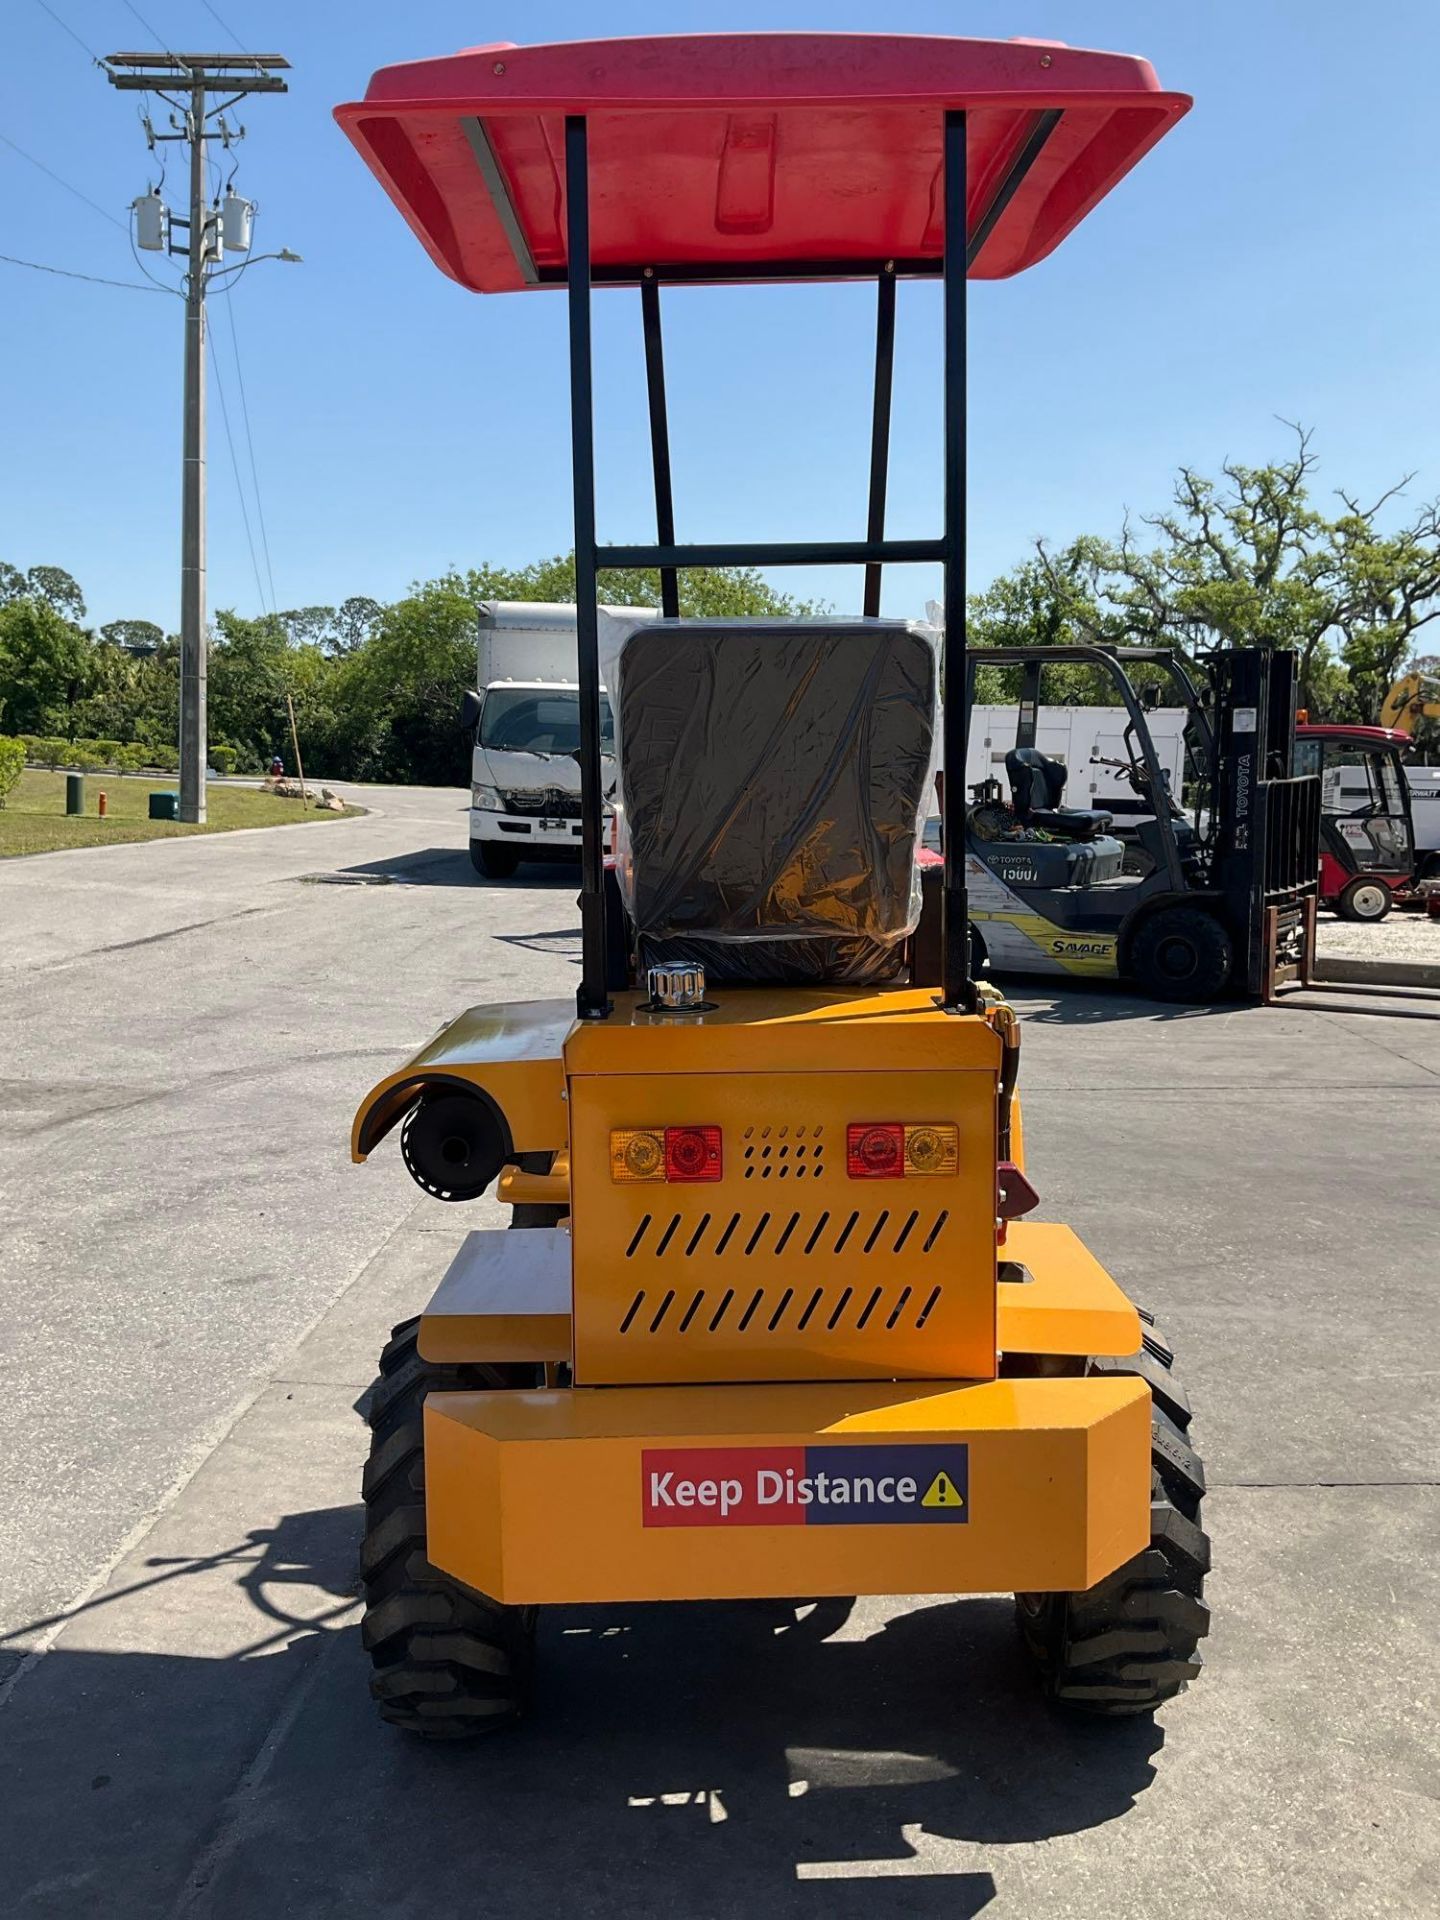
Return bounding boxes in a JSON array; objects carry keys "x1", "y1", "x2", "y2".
[{"x1": 1205, "y1": 647, "x2": 1320, "y2": 996}]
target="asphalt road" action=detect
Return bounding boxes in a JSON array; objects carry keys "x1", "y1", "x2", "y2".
[{"x1": 1, "y1": 792, "x2": 1437, "y2": 1918}]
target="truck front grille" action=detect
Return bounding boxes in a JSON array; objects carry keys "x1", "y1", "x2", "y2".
[{"x1": 503, "y1": 789, "x2": 582, "y2": 818}]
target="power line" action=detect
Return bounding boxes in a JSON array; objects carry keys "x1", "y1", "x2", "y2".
[
  {"x1": 117, "y1": 0, "x2": 176, "y2": 57},
  {"x1": 210, "y1": 328, "x2": 270, "y2": 616},
  {"x1": 197, "y1": 0, "x2": 248, "y2": 53},
  {"x1": 0, "y1": 248, "x2": 168, "y2": 292},
  {"x1": 0, "y1": 129, "x2": 126, "y2": 229},
  {"x1": 217, "y1": 283, "x2": 279, "y2": 612},
  {"x1": 29, "y1": 0, "x2": 102, "y2": 63}
]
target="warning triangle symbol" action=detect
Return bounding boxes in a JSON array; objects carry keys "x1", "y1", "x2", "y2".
[{"x1": 921, "y1": 1471, "x2": 964, "y2": 1510}]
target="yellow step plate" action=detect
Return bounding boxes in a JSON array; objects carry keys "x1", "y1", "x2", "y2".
[{"x1": 425, "y1": 1375, "x2": 1150, "y2": 1605}]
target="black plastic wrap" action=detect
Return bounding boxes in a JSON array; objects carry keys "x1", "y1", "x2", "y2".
[{"x1": 602, "y1": 616, "x2": 938, "y2": 986}]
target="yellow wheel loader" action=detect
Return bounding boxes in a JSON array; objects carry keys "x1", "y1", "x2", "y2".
[{"x1": 338, "y1": 29, "x2": 1209, "y2": 1736}]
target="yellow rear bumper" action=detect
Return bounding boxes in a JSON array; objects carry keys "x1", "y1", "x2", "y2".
[{"x1": 425, "y1": 1375, "x2": 1151, "y2": 1605}]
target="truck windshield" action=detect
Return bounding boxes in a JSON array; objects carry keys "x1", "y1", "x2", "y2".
[{"x1": 479, "y1": 689, "x2": 614, "y2": 754}]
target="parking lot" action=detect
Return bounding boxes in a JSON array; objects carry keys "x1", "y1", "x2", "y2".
[{"x1": 1, "y1": 790, "x2": 1437, "y2": 1919}]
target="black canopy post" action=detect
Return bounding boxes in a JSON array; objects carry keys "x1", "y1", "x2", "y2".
[
  {"x1": 941, "y1": 109, "x2": 977, "y2": 1012},
  {"x1": 565, "y1": 114, "x2": 611, "y2": 1020},
  {"x1": 640, "y1": 276, "x2": 680, "y2": 619},
  {"x1": 862, "y1": 267, "x2": 897, "y2": 619}
]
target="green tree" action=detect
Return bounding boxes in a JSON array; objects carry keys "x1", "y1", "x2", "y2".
[
  {"x1": 24, "y1": 565, "x2": 86, "y2": 622},
  {"x1": 99, "y1": 619, "x2": 165, "y2": 653},
  {"x1": 0, "y1": 599, "x2": 91, "y2": 735},
  {"x1": 209, "y1": 611, "x2": 343, "y2": 772},
  {"x1": 278, "y1": 605, "x2": 337, "y2": 650},
  {"x1": 455, "y1": 553, "x2": 821, "y2": 619},
  {"x1": 331, "y1": 579, "x2": 475, "y2": 784},
  {"x1": 70, "y1": 639, "x2": 148, "y2": 742},
  {"x1": 980, "y1": 429, "x2": 1440, "y2": 718},
  {"x1": 333, "y1": 595, "x2": 383, "y2": 654}
]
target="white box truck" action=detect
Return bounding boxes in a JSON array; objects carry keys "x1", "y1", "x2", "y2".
[{"x1": 466, "y1": 601, "x2": 616, "y2": 879}]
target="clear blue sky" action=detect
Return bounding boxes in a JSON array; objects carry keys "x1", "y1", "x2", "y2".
[{"x1": 3, "y1": 1, "x2": 1438, "y2": 633}]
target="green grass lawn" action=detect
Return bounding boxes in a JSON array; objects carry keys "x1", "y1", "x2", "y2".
[{"x1": 0, "y1": 770, "x2": 362, "y2": 859}]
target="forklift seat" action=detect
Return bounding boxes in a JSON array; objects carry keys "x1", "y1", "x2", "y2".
[
  {"x1": 615, "y1": 619, "x2": 936, "y2": 985},
  {"x1": 1006, "y1": 748, "x2": 1114, "y2": 839}
]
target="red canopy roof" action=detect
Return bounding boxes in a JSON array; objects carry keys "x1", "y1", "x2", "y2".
[
  {"x1": 1297, "y1": 724, "x2": 1416, "y2": 750},
  {"x1": 336, "y1": 33, "x2": 1189, "y2": 294}
]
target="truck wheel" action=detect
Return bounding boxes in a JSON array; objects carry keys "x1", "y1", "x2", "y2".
[
  {"x1": 1130, "y1": 907, "x2": 1232, "y2": 1002},
  {"x1": 1015, "y1": 1319, "x2": 1210, "y2": 1715},
  {"x1": 1337, "y1": 877, "x2": 1392, "y2": 923},
  {"x1": 470, "y1": 839, "x2": 520, "y2": 879},
  {"x1": 361, "y1": 1318, "x2": 541, "y2": 1738}
]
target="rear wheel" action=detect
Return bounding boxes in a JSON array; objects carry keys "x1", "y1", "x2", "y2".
[
  {"x1": 1130, "y1": 906, "x2": 1232, "y2": 1002},
  {"x1": 361, "y1": 1319, "x2": 540, "y2": 1738},
  {"x1": 1015, "y1": 1313, "x2": 1210, "y2": 1715},
  {"x1": 1337, "y1": 876, "x2": 1392, "y2": 922},
  {"x1": 471, "y1": 839, "x2": 520, "y2": 879}
]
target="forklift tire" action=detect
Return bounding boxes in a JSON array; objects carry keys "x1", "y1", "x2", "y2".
[
  {"x1": 361, "y1": 1318, "x2": 542, "y2": 1738},
  {"x1": 1014, "y1": 1317, "x2": 1210, "y2": 1715},
  {"x1": 1130, "y1": 907, "x2": 1232, "y2": 1002},
  {"x1": 1336, "y1": 877, "x2": 1392, "y2": 923},
  {"x1": 470, "y1": 839, "x2": 520, "y2": 880}
]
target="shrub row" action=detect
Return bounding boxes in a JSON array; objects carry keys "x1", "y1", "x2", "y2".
[
  {"x1": 0, "y1": 735, "x2": 24, "y2": 805},
  {"x1": 17, "y1": 736, "x2": 210, "y2": 774}
]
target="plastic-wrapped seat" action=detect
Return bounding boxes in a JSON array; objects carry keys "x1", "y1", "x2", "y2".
[{"x1": 609, "y1": 618, "x2": 937, "y2": 986}]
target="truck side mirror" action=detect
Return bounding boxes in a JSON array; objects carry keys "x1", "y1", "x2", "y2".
[{"x1": 460, "y1": 689, "x2": 483, "y2": 733}]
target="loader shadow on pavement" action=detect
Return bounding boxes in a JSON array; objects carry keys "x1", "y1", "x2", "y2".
[
  {"x1": 2, "y1": 1502, "x2": 1163, "y2": 1919},
  {"x1": 332, "y1": 846, "x2": 583, "y2": 889},
  {"x1": 993, "y1": 979, "x2": 1235, "y2": 1024}
]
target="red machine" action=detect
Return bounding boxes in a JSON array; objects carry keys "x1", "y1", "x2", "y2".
[{"x1": 1294, "y1": 723, "x2": 1417, "y2": 920}]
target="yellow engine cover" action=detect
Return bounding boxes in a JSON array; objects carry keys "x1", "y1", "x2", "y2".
[{"x1": 565, "y1": 989, "x2": 1003, "y2": 1387}]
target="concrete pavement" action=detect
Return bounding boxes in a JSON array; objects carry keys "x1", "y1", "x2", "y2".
[{"x1": 1, "y1": 793, "x2": 1436, "y2": 1917}]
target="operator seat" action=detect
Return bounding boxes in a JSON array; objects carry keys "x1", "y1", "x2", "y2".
[
  {"x1": 615, "y1": 619, "x2": 936, "y2": 986},
  {"x1": 1006, "y1": 747, "x2": 1114, "y2": 839}
]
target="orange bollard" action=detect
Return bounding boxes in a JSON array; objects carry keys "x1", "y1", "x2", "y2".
[{"x1": 98, "y1": 791, "x2": 108, "y2": 817}]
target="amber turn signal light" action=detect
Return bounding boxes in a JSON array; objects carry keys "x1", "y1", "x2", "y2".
[
  {"x1": 611, "y1": 1126, "x2": 723, "y2": 1183},
  {"x1": 846, "y1": 1122, "x2": 958, "y2": 1179}
]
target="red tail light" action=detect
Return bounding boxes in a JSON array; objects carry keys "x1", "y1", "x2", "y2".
[
  {"x1": 847, "y1": 1123, "x2": 905, "y2": 1179},
  {"x1": 847, "y1": 1121, "x2": 960, "y2": 1179},
  {"x1": 664, "y1": 1125, "x2": 723, "y2": 1182}
]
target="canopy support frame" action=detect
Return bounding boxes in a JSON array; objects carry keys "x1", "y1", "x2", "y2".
[
  {"x1": 863, "y1": 267, "x2": 897, "y2": 620},
  {"x1": 640, "y1": 277, "x2": 680, "y2": 619},
  {"x1": 564, "y1": 106, "x2": 1035, "y2": 1020}
]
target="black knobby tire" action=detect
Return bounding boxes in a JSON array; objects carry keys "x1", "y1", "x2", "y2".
[
  {"x1": 1337, "y1": 876, "x2": 1393, "y2": 923},
  {"x1": 1015, "y1": 1312, "x2": 1211, "y2": 1715},
  {"x1": 470, "y1": 839, "x2": 521, "y2": 879},
  {"x1": 1130, "y1": 906, "x2": 1233, "y2": 1003},
  {"x1": 361, "y1": 1318, "x2": 541, "y2": 1738},
  {"x1": 509, "y1": 1204, "x2": 567, "y2": 1229}
]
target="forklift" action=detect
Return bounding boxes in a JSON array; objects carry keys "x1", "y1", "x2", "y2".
[
  {"x1": 962, "y1": 642, "x2": 1321, "y2": 1000},
  {"x1": 338, "y1": 30, "x2": 1209, "y2": 1734}
]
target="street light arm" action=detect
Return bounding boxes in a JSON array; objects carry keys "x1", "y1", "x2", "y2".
[{"x1": 206, "y1": 248, "x2": 302, "y2": 284}]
